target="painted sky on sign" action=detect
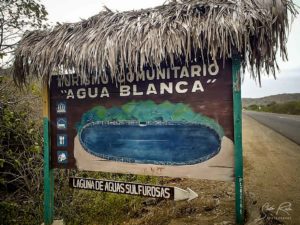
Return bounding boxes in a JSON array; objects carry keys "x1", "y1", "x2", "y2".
[{"x1": 41, "y1": 0, "x2": 300, "y2": 98}]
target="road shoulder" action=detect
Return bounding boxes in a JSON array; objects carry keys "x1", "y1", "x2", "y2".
[{"x1": 243, "y1": 115, "x2": 300, "y2": 225}]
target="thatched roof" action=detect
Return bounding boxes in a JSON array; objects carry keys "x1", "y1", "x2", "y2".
[{"x1": 13, "y1": 0, "x2": 298, "y2": 85}]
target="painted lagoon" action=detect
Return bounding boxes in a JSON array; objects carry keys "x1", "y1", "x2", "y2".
[{"x1": 79, "y1": 122, "x2": 221, "y2": 165}]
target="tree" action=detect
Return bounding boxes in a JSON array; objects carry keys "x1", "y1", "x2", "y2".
[{"x1": 0, "y1": 0, "x2": 48, "y2": 67}]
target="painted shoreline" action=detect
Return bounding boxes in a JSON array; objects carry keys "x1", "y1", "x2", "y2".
[{"x1": 74, "y1": 135, "x2": 234, "y2": 181}]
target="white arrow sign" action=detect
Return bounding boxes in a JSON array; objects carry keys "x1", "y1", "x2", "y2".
[
  {"x1": 70, "y1": 177, "x2": 198, "y2": 201},
  {"x1": 174, "y1": 187, "x2": 198, "y2": 201}
]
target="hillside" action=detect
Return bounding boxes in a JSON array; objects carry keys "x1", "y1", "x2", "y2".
[{"x1": 242, "y1": 93, "x2": 300, "y2": 107}]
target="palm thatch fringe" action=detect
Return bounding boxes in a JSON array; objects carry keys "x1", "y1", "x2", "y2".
[{"x1": 13, "y1": 0, "x2": 298, "y2": 85}]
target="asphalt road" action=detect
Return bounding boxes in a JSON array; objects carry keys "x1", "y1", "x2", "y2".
[{"x1": 244, "y1": 110, "x2": 300, "y2": 145}]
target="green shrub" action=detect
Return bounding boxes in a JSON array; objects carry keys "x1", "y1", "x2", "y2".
[
  {"x1": 247, "y1": 101, "x2": 300, "y2": 115},
  {"x1": 0, "y1": 76, "x2": 44, "y2": 225},
  {"x1": 247, "y1": 104, "x2": 259, "y2": 111},
  {"x1": 0, "y1": 76, "x2": 166, "y2": 225}
]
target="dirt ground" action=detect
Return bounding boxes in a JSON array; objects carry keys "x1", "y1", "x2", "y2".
[
  {"x1": 124, "y1": 178, "x2": 235, "y2": 225},
  {"x1": 123, "y1": 115, "x2": 300, "y2": 225},
  {"x1": 243, "y1": 115, "x2": 300, "y2": 225}
]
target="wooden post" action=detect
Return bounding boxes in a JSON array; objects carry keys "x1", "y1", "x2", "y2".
[
  {"x1": 232, "y1": 57, "x2": 244, "y2": 224},
  {"x1": 43, "y1": 83, "x2": 54, "y2": 225}
]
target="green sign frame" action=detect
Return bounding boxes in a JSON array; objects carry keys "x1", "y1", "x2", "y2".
[
  {"x1": 43, "y1": 84, "x2": 54, "y2": 225},
  {"x1": 232, "y1": 57, "x2": 244, "y2": 224}
]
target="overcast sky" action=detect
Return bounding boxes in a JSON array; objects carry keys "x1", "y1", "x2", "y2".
[{"x1": 41, "y1": 0, "x2": 300, "y2": 98}]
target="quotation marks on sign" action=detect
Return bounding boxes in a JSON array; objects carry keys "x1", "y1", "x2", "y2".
[
  {"x1": 57, "y1": 134, "x2": 67, "y2": 147},
  {"x1": 57, "y1": 151, "x2": 68, "y2": 164},
  {"x1": 60, "y1": 90, "x2": 68, "y2": 94},
  {"x1": 56, "y1": 101, "x2": 66, "y2": 114},
  {"x1": 206, "y1": 79, "x2": 217, "y2": 84}
]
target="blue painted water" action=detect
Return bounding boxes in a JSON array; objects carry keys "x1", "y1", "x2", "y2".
[{"x1": 79, "y1": 123, "x2": 221, "y2": 165}]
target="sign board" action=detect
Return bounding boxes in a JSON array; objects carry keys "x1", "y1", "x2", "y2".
[
  {"x1": 49, "y1": 59, "x2": 234, "y2": 181},
  {"x1": 44, "y1": 58, "x2": 243, "y2": 224},
  {"x1": 69, "y1": 177, "x2": 198, "y2": 201}
]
